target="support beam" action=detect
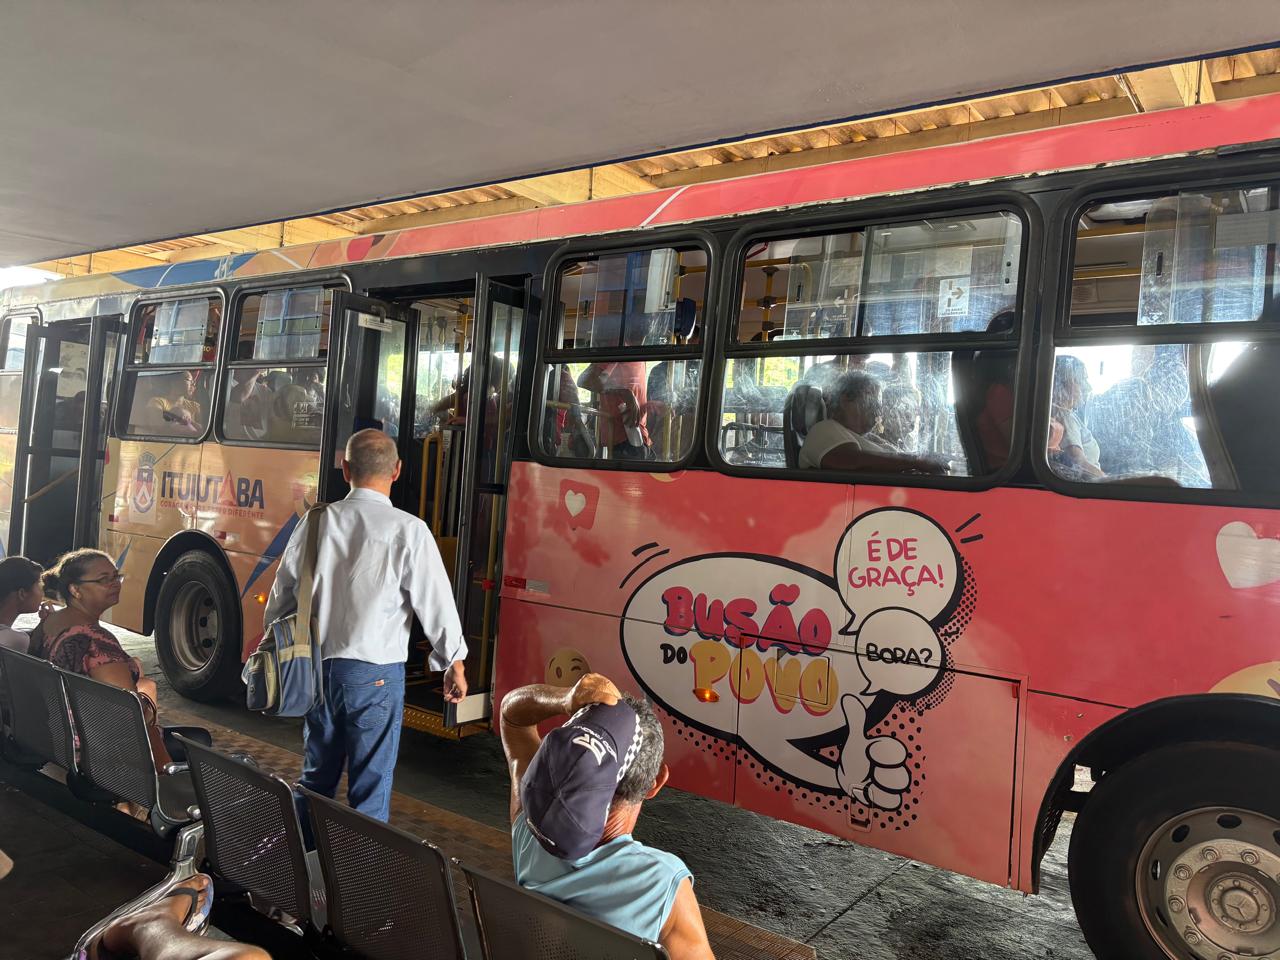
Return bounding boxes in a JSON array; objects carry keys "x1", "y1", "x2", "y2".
[
  {"x1": 1122, "y1": 62, "x2": 1216, "y2": 111},
  {"x1": 1215, "y1": 73, "x2": 1280, "y2": 101},
  {"x1": 506, "y1": 170, "x2": 593, "y2": 206},
  {"x1": 164, "y1": 244, "x2": 241, "y2": 264},
  {"x1": 353, "y1": 196, "x2": 540, "y2": 234},
  {"x1": 502, "y1": 165, "x2": 653, "y2": 207},
  {"x1": 648, "y1": 97, "x2": 1133, "y2": 189},
  {"x1": 588, "y1": 165, "x2": 656, "y2": 199},
  {"x1": 31, "y1": 248, "x2": 168, "y2": 276}
]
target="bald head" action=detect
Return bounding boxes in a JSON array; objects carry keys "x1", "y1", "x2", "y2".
[{"x1": 344, "y1": 429, "x2": 400, "y2": 485}]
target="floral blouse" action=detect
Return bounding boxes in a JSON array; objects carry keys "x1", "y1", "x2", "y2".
[{"x1": 30, "y1": 622, "x2": 139, "y2": 683}]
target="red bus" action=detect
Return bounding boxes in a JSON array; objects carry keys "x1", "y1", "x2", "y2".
[{"x1": 3, "y1": 92, "x2": 1280, "y2": 960}]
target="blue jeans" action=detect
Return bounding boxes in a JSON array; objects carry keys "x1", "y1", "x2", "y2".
[{"x1": 301, "y1": 658, "x2": 405, "y2": 822}]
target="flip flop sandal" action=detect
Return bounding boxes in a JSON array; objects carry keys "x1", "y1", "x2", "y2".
[
  {"x1": 80, "y1": 877, "x2": 215, "y2": 959},
  {"x1": 168, "y1": 878, "x2": 215, "y2": 934}
]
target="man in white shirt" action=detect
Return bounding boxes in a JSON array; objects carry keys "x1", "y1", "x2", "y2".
[
  {"x1": 266, "y1": 429, "x2": 467, "y2": 820},
  {"x1": 800, "y1": 371, "x2": 947, "y2": 475}
]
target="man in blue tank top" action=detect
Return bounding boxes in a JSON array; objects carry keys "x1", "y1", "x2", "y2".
[{"x1": 500, "y1": 674, "x2": 714, "y2": 959}]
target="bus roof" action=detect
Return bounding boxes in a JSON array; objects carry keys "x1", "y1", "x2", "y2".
[{"x1": 5, "y1": 91, "x2": 1280, "y2": 314}]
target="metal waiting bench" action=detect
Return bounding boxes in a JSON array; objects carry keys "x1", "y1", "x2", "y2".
[
  {"x1": 0, "y1": 645, "x2": 207, "y2": 839},
  {"x1": 178, "y1": 737, "x2": 666, "y2": 960},
  {"x1": 459, "y1": 863, "x2": 668, "y2": 960},
  {"x1": 178, "y1": 735, "x2": 321, "y2": 945},
  {"x1": 0, "y1": 646, "x2": 78, "y2": 775}
]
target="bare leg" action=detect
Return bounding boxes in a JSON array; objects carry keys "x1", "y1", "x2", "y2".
[
  {"x1": 136, "y1": 677, "x2": 159, "y2": 704},
  {"x1": 96, "y1": 875, "x2": 268, "y2": 960}
]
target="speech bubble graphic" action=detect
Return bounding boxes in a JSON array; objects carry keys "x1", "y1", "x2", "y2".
[
  {"x1": 855, "y1": 607, "x2": 943, "y2": 697},
  {"x1": 621, "y1": 554, "x2": 858, "y2": 791},
  {"x1": 836, "y1": 507, "x2": 960, "y2": 628}
]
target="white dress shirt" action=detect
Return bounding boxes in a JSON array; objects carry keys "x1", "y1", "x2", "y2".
[{"x1": 265, "y1": 487, "x2": 466, "y2": 668}]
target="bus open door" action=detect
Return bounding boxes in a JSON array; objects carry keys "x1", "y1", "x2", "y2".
[
  {"x1": 322, "y1": 281, "x2": 528, "y2": 737},
  {"x1": 407, "y1": 278, "x2": 527, "y2": 736},
  {"x1": 8, "y1": 314, "x2": 122, "y2": 565}
]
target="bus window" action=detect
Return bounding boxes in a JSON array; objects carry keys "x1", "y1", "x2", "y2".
[
  {"x1": 120, "y1": 295, "x2": 220, "y2": 440},
  {"x1": 719, "y1": 348, "x2": 1016, "y2": 475},
  {"x1": 235, "y1": 287, "x2": 331, "y2": 360},
  {"x1": 134, "y1": 296, "x2": 221, "y2": 364},
  {"x1": 1048, "y1": 340, "x2": 1280, "y2": 493},
  {"x1": 736, "y1": 212, "x2": 1021, "y2": 341},
  {"x1": 414, "y1": 297, "x2": 474, "y2": 439},
  {"x1": 222, "y1": 366, "x2": 325, "y2": 446},
  {"x1": 3, "y1": 315, "x2": 30, "y2": 371},
  {"x1": 1053, "y1": 182, "x2": 1280, "y2": 495},
  {"x1": 722, "y1": 213, "x2": 1023, "y2": 477},
  {"x1": 122, "y1": 369, "x2": 213, "y2": 438},
  {"x1": 1071, "y1": 187, "x2": 1280, "y2": 327},
  {"x1": 223, "y1": 286, "x2": 333, "y2": 447},
  {"x1": 542, "y1": 246, "x2": 705, "y2": 464}
]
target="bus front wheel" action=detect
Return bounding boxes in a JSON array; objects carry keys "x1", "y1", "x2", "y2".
[
  {"x1": 154, "y1": 550, "x2": 242, "y2": 703},
  {"x1": 1069, "y1": 741, "x2": 1280, "y2": 960}
]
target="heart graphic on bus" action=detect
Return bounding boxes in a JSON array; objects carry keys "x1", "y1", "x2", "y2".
[
  {"x1": 1215, "y1": 521, "x2": 1280, "y2": 590},
  {"x1": 621, "y1": 507, "x2": 971, "y2": 814},
  {"x1": 559, "y1": 480, "x2": 599, "y2": 530}
]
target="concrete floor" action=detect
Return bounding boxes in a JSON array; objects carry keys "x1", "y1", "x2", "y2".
[
  {"x1": 0, "y1": 782, "x2": 165, "y2": 960},
  {"x1": 112, "y1": 627, "x2": 1094, "y2": 960}
]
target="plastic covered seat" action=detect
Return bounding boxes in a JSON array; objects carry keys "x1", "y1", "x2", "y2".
[
  {"x1": 782, "y1": 382, "x2": 826, "y2": 468},
  {"x1": 459, "y1": 861, "x2": 669, "y2": 960},
  {"x1": 302, "y1": 787, "x2": 464, "y2": 960}
]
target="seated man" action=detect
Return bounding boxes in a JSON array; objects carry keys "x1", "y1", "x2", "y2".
[
  {"x1": 800, "y1": 370, "x2": 946, "y2": 475},
  {"x1": 500, "y1": 674, "x2": 714, "y2": 959}
]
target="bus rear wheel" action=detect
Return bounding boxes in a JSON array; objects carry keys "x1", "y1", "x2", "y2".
[
  {"x1": 1069, "y1": 741, "x2": 1280, "y2": 960},
  {"x1": 155, "y1": 550, "x2": 242, "y2": 703}
]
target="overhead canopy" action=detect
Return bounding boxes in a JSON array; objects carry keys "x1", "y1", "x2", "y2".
[{"x1": 1, "y1": 2, "x2": 1276, "y2": 266}]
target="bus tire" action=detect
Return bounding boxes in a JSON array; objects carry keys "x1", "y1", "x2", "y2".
[
  {"x1": 154, "y1": 550, "x2": 242, "y2": 703},
  {"x1": 1068, "y1": 740, "x2": 1280, "y2": 960}
]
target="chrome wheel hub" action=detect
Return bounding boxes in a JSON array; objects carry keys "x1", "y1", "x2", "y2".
[
  {"x1": 1138, "y1": 808, "x2": 1280, "y2": 960},
  {"x1": 169, "y1": 581, "x2": 219, "y2": 672}
]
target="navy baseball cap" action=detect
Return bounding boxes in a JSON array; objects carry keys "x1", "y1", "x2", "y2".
[{"x1": 520, "y1": 701, "x2": 642, "y2": 860}]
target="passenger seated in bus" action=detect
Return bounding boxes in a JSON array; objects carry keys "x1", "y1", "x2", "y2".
[
  {"x1": 501, "y1": 673, "x2": 714, "y2": 959},
  {"x1": 29, "y1": 550, "x2": 174, "y2": 775},
  {"x1": 1050, "y1": 355, "x2": 1104, "y2": 480},
  {"x1": 1088, "y1": 347, "x2": 1206, "y2": 485},
  {"x1": 0, "y1": 556, "x2": 45, "y2": 652},
  {"x1": 140, "y1": 371, "x2": 203, "y2": 435},
  {"x1": 262, "y1": 368, "x2": 323, "y2": 442},
  {"x1": 878, "y1": 382, "x2": 922, "y2": 452},
  {"x1": 800, "y1": 371, "x2": 947, "y2": 474}
]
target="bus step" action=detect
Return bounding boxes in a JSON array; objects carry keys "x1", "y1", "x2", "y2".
[{"x1": 402, "y1": 703, "x2": 487, "y2": 740}]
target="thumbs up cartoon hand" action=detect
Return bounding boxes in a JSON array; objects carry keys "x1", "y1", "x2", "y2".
[{"x1": 835, "y1": 694, "x2": 912, "y2": 810}]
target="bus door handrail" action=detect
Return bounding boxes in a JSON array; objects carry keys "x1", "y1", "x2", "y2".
[{"x1": 24, "y1": 468, "x2": 77, "y2": 505}]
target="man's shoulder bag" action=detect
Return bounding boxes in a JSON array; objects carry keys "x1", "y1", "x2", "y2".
[{"x1": 244, "y1": 503, "x2": 328, "y2": 717}]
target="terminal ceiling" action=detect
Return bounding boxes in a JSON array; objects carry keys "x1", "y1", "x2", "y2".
[{"x1": 1, "y1": 2, "x2": 1277, "y2": 266}]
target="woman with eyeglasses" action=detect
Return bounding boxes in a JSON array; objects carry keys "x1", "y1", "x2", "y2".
[{"x1": 29, "y1": 548, "x2": 172, "y2": 769}]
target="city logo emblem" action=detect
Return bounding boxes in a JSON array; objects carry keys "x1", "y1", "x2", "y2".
[{"x1": 131, "y1": 453, "x2": 156, "y2": 514}]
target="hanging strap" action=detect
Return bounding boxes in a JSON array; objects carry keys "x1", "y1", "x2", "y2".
[{"x1": 294, "y1": 503, "x2": 329, "y2": 652}]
